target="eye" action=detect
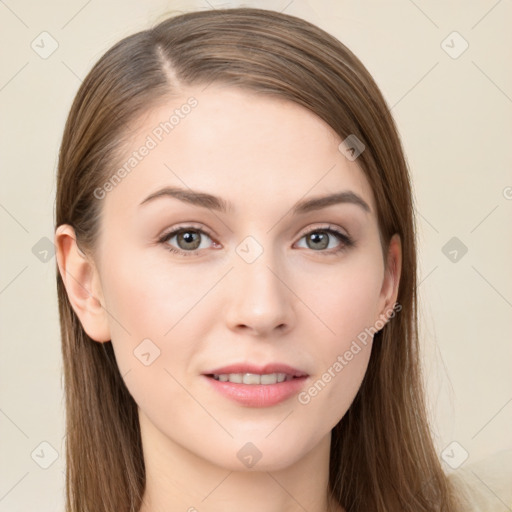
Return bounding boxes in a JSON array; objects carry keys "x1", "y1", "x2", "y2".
[
  {"x1": 158, "y1": 225, "x2": 217, "y2": 257},
  {"x1": 158, "y1": 224, "x2": 354, "y2": 257},
  {"x1": 295, "y1": 225, "x2": 354, "y2": 254}
]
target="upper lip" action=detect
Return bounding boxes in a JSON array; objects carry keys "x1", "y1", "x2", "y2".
[{"x1": 203, "y1": 363, "x2": 308, "y2": 377}]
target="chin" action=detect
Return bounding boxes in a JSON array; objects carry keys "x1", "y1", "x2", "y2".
[{"x1": 204, "y1": 435, "x2": 318, "y2": 473}]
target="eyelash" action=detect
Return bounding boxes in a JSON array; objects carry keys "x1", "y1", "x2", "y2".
[{"x1": 157, "y1": 224, "x2": 355, "y2": 257}]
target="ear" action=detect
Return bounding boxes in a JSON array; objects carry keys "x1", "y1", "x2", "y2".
[
  {"x1": 55, "y1": 224, "x2": 111, "y2": 342},
  {"x1": 376, "y1": 233, "x2": 402, "y2": 324}
]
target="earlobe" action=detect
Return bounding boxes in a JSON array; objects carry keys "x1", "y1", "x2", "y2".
[
  {"x1": 55, "y1": 224, "x2": 111, "y2": 342},
  {"x1": 378, "y1": 233, "x2": 402, "y2": 323}
]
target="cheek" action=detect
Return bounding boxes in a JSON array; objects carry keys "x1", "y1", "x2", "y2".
[
  {"x1": 303, "y1": 254, "x2": 384, "y2": 351},
  {"x1": 98, "y1": 250, "x2": 206, "y2": 422},
  {"x1": 98, "y1": 247, "x2": 203, "y2": 376},
  {"x1": 293, "y1": 255, "x2": 382, "y2": 421},
  {"x1": 101, "y1": 245, "x2": 206, "y2": 334}
]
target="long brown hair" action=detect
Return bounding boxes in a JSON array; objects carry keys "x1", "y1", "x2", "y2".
[{"x1": 55, "y1": 7, "x2": 464, "y2": 511}]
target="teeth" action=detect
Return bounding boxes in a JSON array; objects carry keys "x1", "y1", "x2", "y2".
[
  {"x1": 260, "y1": 373, "x2": 277, "y2": 384},
  {"x1": 212, "y1": 372, "x2": 291, "y2": 384},
  {"x1": 243, "y1": 373, "x2": 261, "y2": 384}
]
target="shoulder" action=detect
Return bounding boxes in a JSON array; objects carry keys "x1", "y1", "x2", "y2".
[{"x1": 446, "y1": 449, "x2": 512, "y2": 512}]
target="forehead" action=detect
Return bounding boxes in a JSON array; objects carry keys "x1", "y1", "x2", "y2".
[{"x1": 103, "y1": 86, "x2": 375, "y2": 218}]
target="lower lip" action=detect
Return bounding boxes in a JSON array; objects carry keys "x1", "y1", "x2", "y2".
[{"x1": 202, "y1": 375, "x2": 308, "y2": 407}]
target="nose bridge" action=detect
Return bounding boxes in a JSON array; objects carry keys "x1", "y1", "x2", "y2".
[{"x1": 225, "y1": 234, "x2": 294, "y2": 334}]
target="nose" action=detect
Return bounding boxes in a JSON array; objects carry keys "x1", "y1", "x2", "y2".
[{"x1": 224, "y1": 245, "x2": 295, "y2": 337}]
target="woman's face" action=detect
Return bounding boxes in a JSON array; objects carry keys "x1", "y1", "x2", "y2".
[{"x1": 78, "y1": 86, "x2": 400, "y2": 471}]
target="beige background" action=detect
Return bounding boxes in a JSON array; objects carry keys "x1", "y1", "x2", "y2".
[{"x1": 1, "y1": 0, "x2": 511, "y2": 510}]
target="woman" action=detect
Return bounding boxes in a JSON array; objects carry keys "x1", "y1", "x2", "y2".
[{"x1": 54, "y1": 7, "x2": 466, "y2": 511}]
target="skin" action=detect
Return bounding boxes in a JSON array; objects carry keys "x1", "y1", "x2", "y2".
[{"x1": 56, "y1": 86, "x2": 401, "y2": 512}]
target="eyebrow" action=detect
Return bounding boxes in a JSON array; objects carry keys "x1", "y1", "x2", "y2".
[{"x1": 139, "y1": 186, "x2": 371, "y2": 214}]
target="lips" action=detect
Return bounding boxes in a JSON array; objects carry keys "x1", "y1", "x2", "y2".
[{"x1": 201, "y1": 363, "x2": 309, "y2": 407}]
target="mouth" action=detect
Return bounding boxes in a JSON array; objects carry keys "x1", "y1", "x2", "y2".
[
  {"x1": 201, "y1": 363, "x2": 309, "y2": 407},
  {"x1": 206, "y1": 372, "x2": 304, "y2": 385}
]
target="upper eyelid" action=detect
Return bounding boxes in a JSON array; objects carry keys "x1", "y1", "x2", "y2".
[{"x1": 159, "y1": 222, "x2": 214, "y2": 239}]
